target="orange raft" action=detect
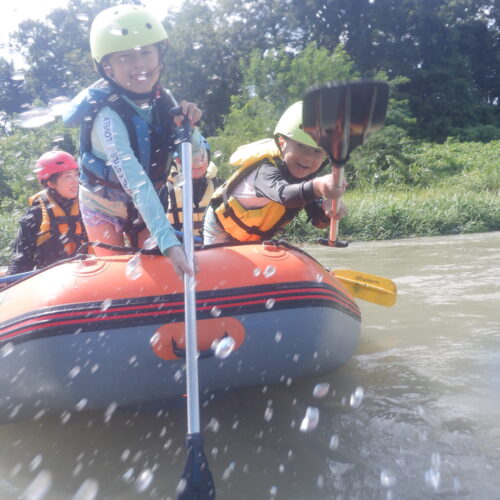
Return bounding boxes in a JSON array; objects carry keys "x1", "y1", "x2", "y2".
[{"x1": 0, "y1": 242, "x2": 361, "y2": 422}]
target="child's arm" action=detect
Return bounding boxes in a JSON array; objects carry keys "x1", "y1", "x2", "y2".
[
  {"x1": 253, "y1": 164, "x2": 318, "y2": 208},
  {"x1": 92, "y1": 108, "x2": 192, "y2": 274},
  {"x1": 6, "y1": 207, "x2": 40, "y2": 275}
]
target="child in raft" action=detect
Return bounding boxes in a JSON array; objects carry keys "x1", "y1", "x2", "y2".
[
  {"x1": 64, "y1": 5, "x2": 201, "y2": 277},
  {"x1": 203, "y1": 100, "x2": 347, "y2": 244}
]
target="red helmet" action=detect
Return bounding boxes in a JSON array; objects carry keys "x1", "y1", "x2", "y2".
[{"x1": 35, "y1": 151, "x2": 78, "y2": 181}]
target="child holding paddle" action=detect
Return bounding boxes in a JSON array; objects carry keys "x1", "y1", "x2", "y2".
[
  {"x1": 203, "y1": 101, "x2": 347, "y2": 244},
  {"x1": 64, "y1": 5, "x2": 200, "y2": 277}
]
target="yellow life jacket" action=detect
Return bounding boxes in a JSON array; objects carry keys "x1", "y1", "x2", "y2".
[
  {"x1": 29, "y1": 190, "x2": 85, "y2": 257},
  {"x1": 167, "y1": 162, "x2": 218, "y2": 237},
  {"x1": 211, "y1": 139, "x2": 294, "y2": 242}
]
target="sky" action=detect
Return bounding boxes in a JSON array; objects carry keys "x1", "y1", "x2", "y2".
[{"x1": 0, "y1": 0, "x2": 183, "y2": 61}]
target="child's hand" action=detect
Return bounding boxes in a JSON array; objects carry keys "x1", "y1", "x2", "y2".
[
  {"x1": 173, "y1": 101, "x2": 202, "y2": 127},
  {"x1": 313, "y1": 174, "x2": 347, "y2": 199},
  {"x1": 166, "y1": 245, "x2": 195, "y2": 278},
  {"x1": 322, "y1": 199, "x2": 348, "y2": 220}
]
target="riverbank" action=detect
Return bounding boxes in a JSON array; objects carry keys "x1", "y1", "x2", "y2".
[{"x1": 284, "y1": 187, "x2": 499, "y2": 243}]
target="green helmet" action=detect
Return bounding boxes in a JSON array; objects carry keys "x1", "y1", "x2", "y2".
[
  {"x1": 274, "y1": 101, "x2": 318, "y2": 148},
  {"x1": 90, "y1": 5, "x2": 168, "y2": 64}
]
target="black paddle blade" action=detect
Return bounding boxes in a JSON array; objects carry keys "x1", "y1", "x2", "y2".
[
  {"x1": 177, "y1": 433, "x2": 216, "y2": 500},
  {"x1": 302, "y1": 80, "x2": 389, "y2": 165}
]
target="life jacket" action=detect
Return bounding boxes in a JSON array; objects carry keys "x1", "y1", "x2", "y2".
[
  {"x1": 211, "y1": 139, "x2": 297, "y2": 242},
  {"x1": 167, "y1": 162, "x2": 218, "y2": 237},
  {"x1": 63, "y1": 80, "x2": 177, "y2": 203},
  {"x1": 29, "y1": 190, "x2": 86, "y2": 264}
]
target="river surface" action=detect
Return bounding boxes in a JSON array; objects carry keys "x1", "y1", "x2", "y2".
[{"x1": 0, "y1": 232, "x2": 499, "y2": 499}]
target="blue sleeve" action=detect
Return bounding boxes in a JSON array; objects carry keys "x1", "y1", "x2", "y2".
[{"x1": 91, "y1": 107, "x2": 180, "y2": 253}]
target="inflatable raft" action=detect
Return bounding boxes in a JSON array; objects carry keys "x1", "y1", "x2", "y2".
[{"x1": 0, "y1": 242, "x2": 360, "y2": 422}]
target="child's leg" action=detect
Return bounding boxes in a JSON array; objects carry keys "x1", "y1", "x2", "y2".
[{"x1": 85, "y1": 221, "x2": 125, "y2": 256}]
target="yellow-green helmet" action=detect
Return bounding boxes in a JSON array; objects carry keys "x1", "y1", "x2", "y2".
[
  {"x1": 90, "y1": 5, "x2": 168, "y2": 64},
  {"x1": 274, "y1": 101, "x2": 318, "y2": 148}
]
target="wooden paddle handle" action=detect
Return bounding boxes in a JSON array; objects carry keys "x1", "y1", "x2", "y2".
[{"x1": 329, "y1": 166, "x2": 344, "y2": 243}]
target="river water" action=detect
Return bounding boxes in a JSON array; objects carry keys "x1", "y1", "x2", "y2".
[{"x1": 0, "y1": 232, "x2": 499, "y2": 499}]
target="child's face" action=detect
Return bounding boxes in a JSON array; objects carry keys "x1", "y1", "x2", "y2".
[
  {"x1": 279, "y1": 136, "x2": 326, "y2": 179},
  {"x1": 48, "y1": 170, "x2": 79, "y2": 199},
  {"x1": 103, "y1": 44, "x2": 161, "y2": 96}
]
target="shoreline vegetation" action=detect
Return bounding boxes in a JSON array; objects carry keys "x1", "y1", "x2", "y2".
[{"x1": 0, "y1": 126, "x2": 498, "y2": 266}]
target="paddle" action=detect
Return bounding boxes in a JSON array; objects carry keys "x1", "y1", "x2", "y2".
[
  {"x1": 332, "y1": 269, "x2": 397, "y2": 307},
  {"x1": 302, "y1": 80, "x2": 389, "y2": 247},
  {"x1": 176, "y1": 114, "x2": 215, "y2": 500}
]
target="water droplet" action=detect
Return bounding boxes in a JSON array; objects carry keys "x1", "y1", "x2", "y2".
[
  {"x1": 212, "y1": 336, "x2": 235, "y2": 359},
  {"x1": 313, "y1": 382, "x2": 330, "y2": 398},
  {"x1": 350, "y1": 386, "x2": 364, "y2": 408},
  {"x1": 23, "y1": 470, "x2": 52, "y2": 500},
  {"x1": 75, "y1": 13, "x2": 89, "y2": 22},
  {"x1": 69, "y1": 366, "x2": 81, "y2": 378},
  {"x1": 75, "y1": 399, "x2": 88, "y2": 411},
  {"x1": 431, "y1": 452, "x2": 441, "y2": 470},
  {"x1": 174, "y1": 370, "x2": 182, "y2": 382},
  {"x1": 71, "y1": 478, "x2": 99, "y2": 500},
  {"x1": 316, "y1": 273, "x2": 324, "y2": 283},
  {"x1": 29, "y1": 455, "x2": 43, "y2": 471},
  {"x1": 150, "y1": 331, "x2": 161, "y2": 346},
  {"x1": 143, "y1": 235, "x2": 157, "y2": 250},
  {"x1": 125, "y1": 254, "x2": 142, "y2": 280},
  {"x1": 11, "y1": 70, "x2": 25, "y2": 81},
  {"x1": 252, "y1": 267, "x2": 261, "y2": 277},
  {"x1": 300, "y1": 407, "x2": 319, "y2": 432},
  {"x1": 61, "y1": 411, "x2": 71, "y2": 424},
  {"x1": 48, "y1": 96, "x2": 71, "y2": 116},
  {"x1": 100, "y1": 299, "x2": 112, "y2": 312},
  {"x1": 381, "y1": 469, "x2": 396, "y2": 488},
  {"x1": 207, "y1": 418, "x2": 220, "y2": 433},
  {"x1": 222, "y1": 462, "x2": 235, "y2": 481},
  {"x1": 316, "y1": 475, "x2": 324, "y2": 489},
  {"x1": 210, "y1": 306, "x2": 221, "y2": 317},
  {"x1": 122, "y1": 468, "x2": 134, "y2": 483},
  {"x1": 274, "y1": 331, "x2": 282, "y2": 342},
  {"x1": 176, "y1": 478, "x2": 187, "y2": 495},
  {"x1": 264, "y1": 407, "x2": 273, "y2": 422},
  {"x1": 270, "y1": 485, "x2": 278, "y2": 496},
  {"x1": 1, "y1": 342, "x2": 14, "y2": 357},
  {"x1": 213, "y1": 150, "x2": 223, "y2": 159},
  {"x1": 104, "y1": 402, "x2": 118, "y2": 423},
  {"x1": 265, "y1": 298, "x2": 275, "y2": 309},
  {"x1": 329, "y1": 435, "x2": 339, "y2": 450},
  {"x1": 263, "y1": 265, "x2": 276, "y2": 278},
  {"x1": 425, "y1": 468, "x2": 440, "y2": 491},
  {"x1": 16, "y1": 108, "x2": 55, "y2": 128},
  {"x1": 134, "y1": 469, "x2": 153, "y2": 493}
]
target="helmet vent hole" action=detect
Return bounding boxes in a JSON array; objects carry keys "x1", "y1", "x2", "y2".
[
  {"x1": 146, "y1": 23, "x2": 152, "y2": 29},
  {"x1": 121, "y1": 28, "x2": 128, "y2": 36}
]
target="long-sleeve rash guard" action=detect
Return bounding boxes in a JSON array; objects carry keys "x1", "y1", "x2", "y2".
[{"x1": 90, "y1": 101, "x2": 179, "y2": 254}]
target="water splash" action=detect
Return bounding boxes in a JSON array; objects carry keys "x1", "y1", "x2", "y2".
[
  {"x1": 16, "y1": 108, "x2": 55, "y2": 128},
  {"x1": 313, "y1": 382, "x2": 330, "y2": 398},
  {"x1": 125, "y1": 254, "x2": 142, "y2": 280},
  {"x1": 134, "y1": 469, "x2": 154, "y2": 493},
  {"x1": 350, "y1": 386, "x2": 364, "y2": 408},
  {"x1": 71, "y1": 479, "x2": 99, "y2": 500},
  {"x1": 22, "y1": 470, "x2": 52, "y2": 500},
  {"x1": 212, "y1": 336, "x2": 236, "y2": 359},
  {"x1": 300, "y1": 407, "x2": 319, "y2": 432}
]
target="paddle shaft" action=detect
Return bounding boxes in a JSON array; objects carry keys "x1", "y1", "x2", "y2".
[{"x1": 181, "y1": 139, "x2": 201, "y2": 435}]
